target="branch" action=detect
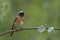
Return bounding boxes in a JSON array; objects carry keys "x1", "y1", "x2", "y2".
[{"x1": 0, "y1": 27, "x2": 60, "y2": 36}]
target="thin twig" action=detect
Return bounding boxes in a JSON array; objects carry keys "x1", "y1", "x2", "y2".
[{"x1": 0, "y1": 27, "x2": 60, "y2": 36}]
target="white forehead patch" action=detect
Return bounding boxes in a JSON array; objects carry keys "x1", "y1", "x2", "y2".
[
  {"x1": 19, "y1": 11, "x2": 24, "y2": 13},
  {"x1": 18, "y1": 11, "x2": 24, "y2": 16}
]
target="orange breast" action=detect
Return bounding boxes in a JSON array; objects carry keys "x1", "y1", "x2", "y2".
[
  {"x1": 13, "y1": 17, "x2": 24, "y2": 26},
  {"x1": 17, "y1": 17, "x2": 23, "y2": 22}
]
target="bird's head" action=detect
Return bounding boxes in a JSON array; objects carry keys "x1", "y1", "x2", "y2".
[{"x1": 18, "y1": 11, "x2": 24, "y2": 17}]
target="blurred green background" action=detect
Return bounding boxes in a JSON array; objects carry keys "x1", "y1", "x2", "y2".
[{"x1": 0, "y1": 0, "x2": 60, "y2": 40}]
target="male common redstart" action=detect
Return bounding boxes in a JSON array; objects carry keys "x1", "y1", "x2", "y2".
[{"x1": 10, "y1": 11, "x2": 24, "y2": 36}]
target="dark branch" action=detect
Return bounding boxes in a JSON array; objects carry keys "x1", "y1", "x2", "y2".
[{"x1": 0, "y1": 27, "x2": 60, "y2": 36}]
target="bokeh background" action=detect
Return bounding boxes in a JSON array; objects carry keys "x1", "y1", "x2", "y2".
[{"x1": 0, "y1": 0, "x2": 60, "y2": 40}]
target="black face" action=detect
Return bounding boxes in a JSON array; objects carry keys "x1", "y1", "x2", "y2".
[{"x1": 19, "y1": 12, "x2": 24, "y2": 17}]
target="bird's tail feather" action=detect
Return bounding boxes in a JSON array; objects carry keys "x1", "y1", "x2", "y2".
[{"x1": 10, "y1": 25, "x2": 15, "y2": 37}]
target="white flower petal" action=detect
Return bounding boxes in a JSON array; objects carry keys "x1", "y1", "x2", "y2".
[
  {"x1": 38, "y1": 25, "x2": 46, "y2": 33},
  {"x1": 48, "y1": 26, "x2": 54, "y2": 33}
]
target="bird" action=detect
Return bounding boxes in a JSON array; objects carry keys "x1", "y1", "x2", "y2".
[{"x1": 10, "y1": 11, "x2": 24, "y2": 36}]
